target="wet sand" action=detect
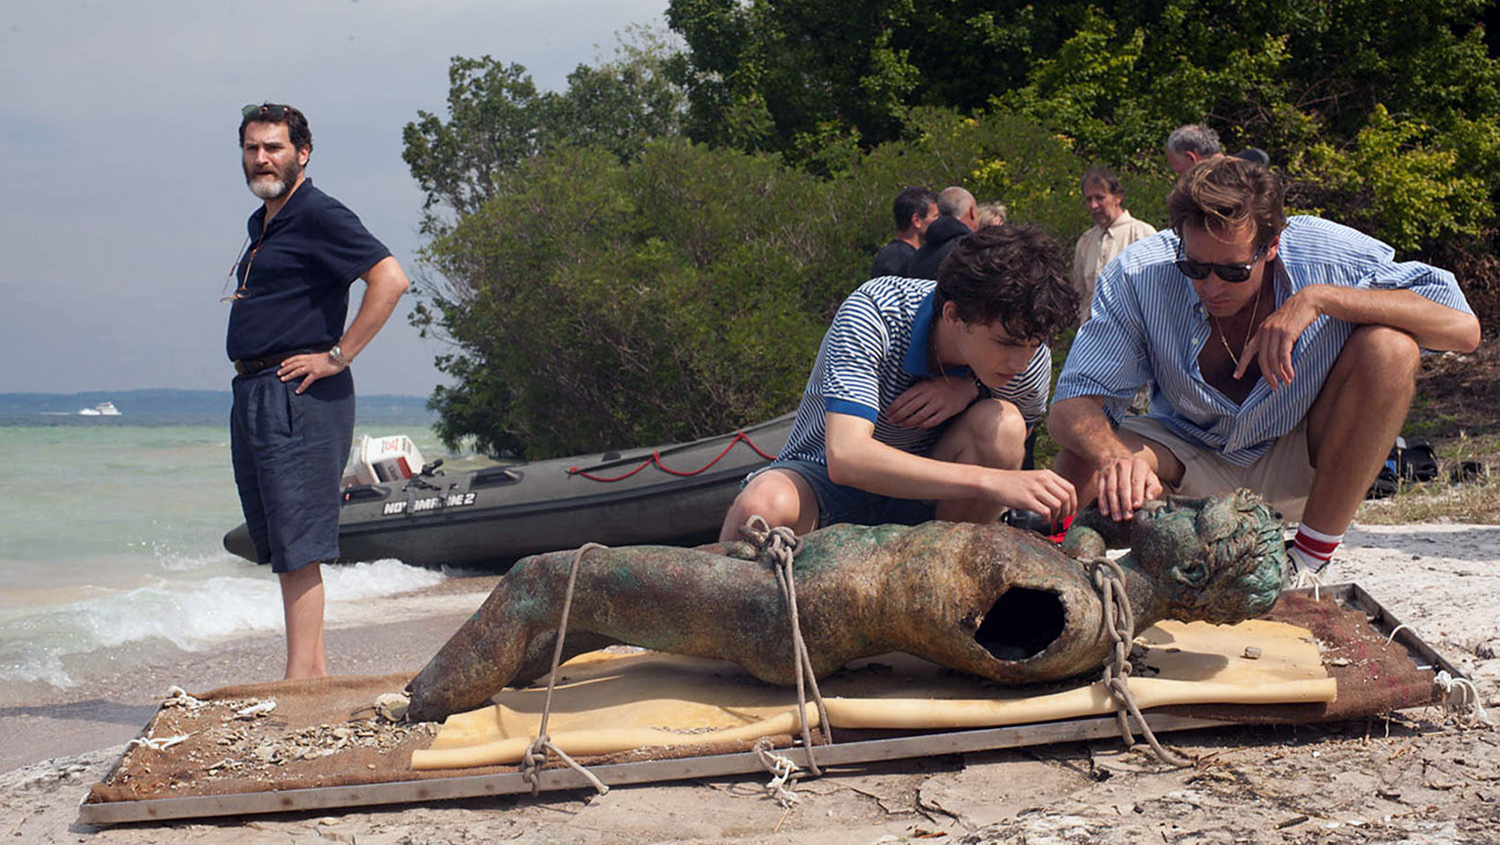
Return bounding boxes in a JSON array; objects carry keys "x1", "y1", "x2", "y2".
[
  {"x1": 5, "y1": 527, "x2": 1500, "y2": 843},
  {"x1": 0, "y1": 574, "x2": 502, "y2": 774}
]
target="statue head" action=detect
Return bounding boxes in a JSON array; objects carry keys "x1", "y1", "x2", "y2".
[{"x1": 1129, "y1": 490, "x2": 1287, "y2": 624}]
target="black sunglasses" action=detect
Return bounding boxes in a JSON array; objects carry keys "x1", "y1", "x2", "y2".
[
  {"x1": 1174, "y1": 235, "x2": 1268, "y2": 283},
  {"x1": 241, "y1": 103, "x2": 287, "y2": 120}
]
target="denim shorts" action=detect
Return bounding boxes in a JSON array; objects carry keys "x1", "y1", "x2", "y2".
[
  {"x1": 230, "y1": 367, "x2": 355, "y2": 573},
  {"x1": 747, "y1": 458, "x2": 937, "y2": 529}
]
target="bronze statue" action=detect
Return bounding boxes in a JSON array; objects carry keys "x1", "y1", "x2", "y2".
[{"x1": 406, "y1": 491, "x2": 1286, "y2": 723}]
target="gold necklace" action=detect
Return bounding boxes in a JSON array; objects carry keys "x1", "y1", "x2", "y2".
[{"x1": 1212, "y1": 281, "x2": 1264, "y2": 371}]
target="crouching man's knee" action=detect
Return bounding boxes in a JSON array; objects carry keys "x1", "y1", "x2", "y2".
[
  {"x1": 719, "y1": 469, "x2": 817, "y2": 541},
  {"x1": 1345, "y1": 325, "x2": 1421, "y2": 385},
  {"x1": 934, "y1": 398, "x2": 1028, "y2": 470}
]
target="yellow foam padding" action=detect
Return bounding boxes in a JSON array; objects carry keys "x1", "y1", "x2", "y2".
[{"x1": 411, "y1": 619, "x2": 1336, "y2": 770}]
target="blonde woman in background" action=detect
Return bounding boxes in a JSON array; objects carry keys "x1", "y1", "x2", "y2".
[{"x1": 976, "y1": 201, "x2": 1008, "y2": 229}]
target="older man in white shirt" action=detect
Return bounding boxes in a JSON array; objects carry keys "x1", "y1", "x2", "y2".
[{"x1": 1072, "y1": 166, "x2": 1156, "y2": 324}]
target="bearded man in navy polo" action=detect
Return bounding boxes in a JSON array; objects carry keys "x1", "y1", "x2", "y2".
[{"x1": 226, "y1": 103, "x2": 410, "y2": 679}]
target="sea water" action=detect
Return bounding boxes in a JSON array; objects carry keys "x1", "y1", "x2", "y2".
[{"x1": 0, "y1": 402, "x2": 468, "y2": 700}]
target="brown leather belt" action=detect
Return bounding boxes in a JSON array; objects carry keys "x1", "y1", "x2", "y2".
[{"x1": 233, "y1": 345, "x2": 330, "y2": 376}]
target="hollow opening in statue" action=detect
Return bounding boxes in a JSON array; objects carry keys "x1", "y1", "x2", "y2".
[{"x1": 973, "y1": 587, "x2": 1065, "y2": 660}]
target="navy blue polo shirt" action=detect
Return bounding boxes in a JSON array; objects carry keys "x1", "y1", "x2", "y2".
[{"x1": 225, "y1": 180, "x2": 391, "y2": 362}]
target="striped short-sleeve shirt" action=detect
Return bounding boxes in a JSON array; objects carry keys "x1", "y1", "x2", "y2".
[
  {"x1": 780, "y1": 276, "x2": 1052, "y2": 465},
  {"x1": 1054, "y1": 216, "x2": 1475, "y2": 466}
]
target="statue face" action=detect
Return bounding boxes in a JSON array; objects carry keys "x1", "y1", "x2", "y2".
[
  {"x1": 1128, "y1": 491, "x2": 1288, "y2": 623},
  {"x1": 1130, "y1": 497, "x2": 1211, "y2": 581}
]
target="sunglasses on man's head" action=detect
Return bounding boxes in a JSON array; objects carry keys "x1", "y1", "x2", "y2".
[
  {"x1": 1173, "y1": 234, "x2": 1268, "y2": 283},
  {"x1": 241, "y1": 103, "x2": 287, "y2": 120}
]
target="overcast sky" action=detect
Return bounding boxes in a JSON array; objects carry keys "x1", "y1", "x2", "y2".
[{"x1": 0, "y1": 0, "x2": 669, "y2": 396}]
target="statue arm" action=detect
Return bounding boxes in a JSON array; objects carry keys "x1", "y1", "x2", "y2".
[{"x1": 1060, "y1": 505, "x2": 1135, "y2": 559}]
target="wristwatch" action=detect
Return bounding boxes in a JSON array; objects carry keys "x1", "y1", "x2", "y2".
[{"x1": 328, "y1": 345, "x2": 349, "y2": 367}]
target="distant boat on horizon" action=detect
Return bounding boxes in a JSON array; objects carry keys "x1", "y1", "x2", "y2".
[{"x1": 78, "y1": 401, "x2": 122, "y2": 416}]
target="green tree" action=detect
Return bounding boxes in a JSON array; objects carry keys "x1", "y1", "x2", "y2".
[
  {"x1": 542, "y1": 26, "x2": 687, "y2": 166},
  {"x1": 403, "y1": 31, "x2": 685, "y2": 236},
  {"x1": 419, "y1": 140, "x2": 856, "y2": 457},
  {"x1": 1287, "y1": 106, "x2": 1496, "y2": 254},
  {"x1": 666, "y1": 0, "x2": 1094, "y2": 162},
  {"x1": 665, "y1": 0, "x2": 1500, "y2": 171},
  {"x1": 414, "y1": 105, "x2": 1129, "y2": 458},
  {"x1": 402, "y1": 57, "x2": 543, "y2": 235},
  {"x1": 996, "y1": 6, "x2": 1298, "y2": 166}
]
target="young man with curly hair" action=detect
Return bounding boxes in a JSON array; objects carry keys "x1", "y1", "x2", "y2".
[{"x1": 720, "y1": 224, "x2": 1081, "y2": 540}]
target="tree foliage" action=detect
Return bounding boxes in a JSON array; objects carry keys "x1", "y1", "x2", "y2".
[
  {"x1": 666, "y1": 0, "x2": 1500, "y2": 166},
  {"x1": 403, "y1": 29, "x2": 685, "y2": 236},
  {"x1": 665, "y1": 0, "x2": 1095, "y2": 163},
  {"x1": 408, "y1": 2, "x2": 1500, "y2": 455},
  {"x1": 416, "y1": 108, "x2": 1140, "y2": 458},
  {"x1": 403, "y1": 57, "x2": 543, "y2": 232},
  {"x1": 1288, "y1": 106, "x2": 1496, "y2": 253},
  {"x1": 419, "y1": 141, "x2": 853, "y2": 457}
]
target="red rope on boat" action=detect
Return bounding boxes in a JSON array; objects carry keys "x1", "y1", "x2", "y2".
[{"x1": 568, "y1": 430, "x2": 777, "y2": 482}]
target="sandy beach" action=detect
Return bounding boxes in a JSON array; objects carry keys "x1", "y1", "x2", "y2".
[{"x1": 5, "y1": 524, "x2": 1500, "y2": 844}]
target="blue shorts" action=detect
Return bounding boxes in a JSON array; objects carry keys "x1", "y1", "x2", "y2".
[
  {"x1": 748, "y1": 459, "x2": 937, "y2": 529},
  {"x1": 230, "y1": 368, "x2": 355, "y2": 573}
]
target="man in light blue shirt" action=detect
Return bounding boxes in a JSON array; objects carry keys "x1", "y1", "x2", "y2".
[
  {"x1": 1049, "y1": 157, "x2": 1480, "y2": 575},
  {"x1": 720, "y1": 225, "x2": 1080, "y2": 541}
]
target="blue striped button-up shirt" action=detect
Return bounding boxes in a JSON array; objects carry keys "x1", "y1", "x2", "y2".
[
  {"x1": 1054, "y1": 216, "x2": 1474, "y2": 466},
  {"x1": 781, "y1": 276, "x2": 1052, "y2": 465}
]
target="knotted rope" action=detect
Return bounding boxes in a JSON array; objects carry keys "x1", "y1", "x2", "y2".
[
  {"x1": 740, "y1": 516, "x2": 834, "y2": 777},
  {"x1": 1288, "y1": 565, "x2": 1324, "y2": 601},
  {"x1": 1385, "y1": 623, "x2": 1495, "y2": 729},
  {"x1": 752, "y1": 737, "x2": 802, "y2": 807},
  {"x1": 1434, "y1": 670, "x2": 1495, "y2": 728},
  {"x1": 519, "y1": 542, "x2": 610, "y2": 797},
  {"x1": 1089, "y1": 557, "x2": 1195, "y2": 768}
]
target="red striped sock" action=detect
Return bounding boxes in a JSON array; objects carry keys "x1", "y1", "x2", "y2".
[{"x1": 1289, "y1": 525, "x2": 1342, "y2": 573}]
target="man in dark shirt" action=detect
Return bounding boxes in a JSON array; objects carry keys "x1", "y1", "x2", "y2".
[
  {"x1": 871, "y1": 187, "x2": 938, "y2": 278},
  {"x1": 226, "y1": 103, "x2": 410, "y2": 679},
  {"x1": 905, "y1": 186, "x2": 979, "y2": 280}
]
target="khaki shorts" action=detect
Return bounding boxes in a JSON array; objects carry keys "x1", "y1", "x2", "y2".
[{"x1": 1118, "y1": 416, "x2": 1315, "y2": 523}]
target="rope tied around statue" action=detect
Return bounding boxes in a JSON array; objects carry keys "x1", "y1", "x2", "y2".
[
  {"x1": 519, "y1": 519, "x2": 838, "y2": 797},
  {"x1": 739, "y1": 515, "x2": 836, "y2": 778},
  {"x1": 1089, "y1": 556, "x2": 1196, "y2": 768},
  {"x1": 453, "y1": 545, "x2": 1192, "y2": 790},
  {"x1": 519, "y1": 542, "x2": 611, "y2": 797},
  {"x1": 403, "y1": 492, "x2": 1289, "y2": 775}
]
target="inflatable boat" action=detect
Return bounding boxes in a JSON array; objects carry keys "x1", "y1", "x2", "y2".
[{"x1": 222, "y1": 414, "x2": 795, "y2": 570}]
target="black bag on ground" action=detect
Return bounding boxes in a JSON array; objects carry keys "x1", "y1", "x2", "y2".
[
  {"x1": 1393, "y1": 437, "x2": 1439, "y2": 482},
  {"x1": 1366, "y1": 464, "x2": 1400, "y2": 499},
  {"x1": 1365, "y1": 437, "x2": 1439, "y2": 499}
]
